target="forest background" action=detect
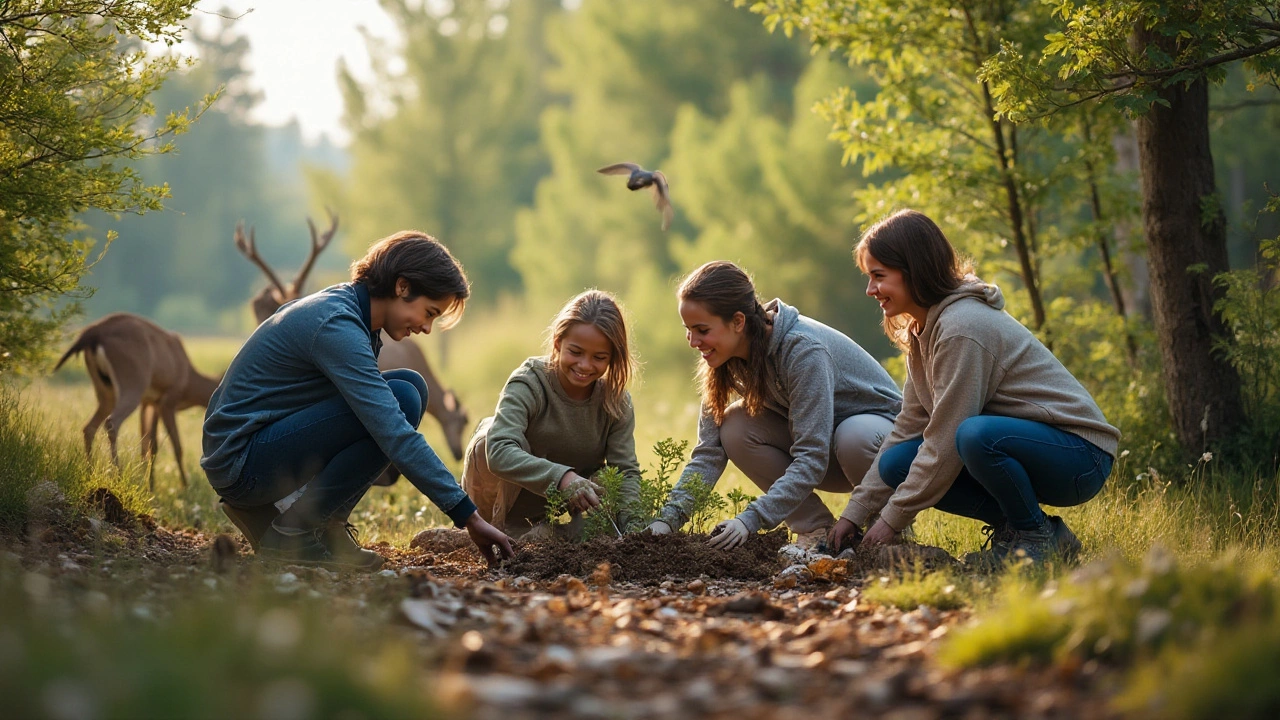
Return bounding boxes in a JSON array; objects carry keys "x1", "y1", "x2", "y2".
[{"x1": 7, "y1": 0, "x2": 1280, "y2": 480}]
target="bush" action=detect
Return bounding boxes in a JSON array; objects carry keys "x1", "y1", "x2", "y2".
[{"x1": 940, "y1": 546, "x2": 1280, "y2": 669}]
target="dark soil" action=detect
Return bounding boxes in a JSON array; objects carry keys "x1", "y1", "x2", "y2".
[{"x1": 506, "y1": 529, "x2": 789, "y2": 583}]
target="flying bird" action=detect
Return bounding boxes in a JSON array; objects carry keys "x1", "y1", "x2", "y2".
[{"x1": 597, "y1": 162, "x2": 674, "y2": 231}]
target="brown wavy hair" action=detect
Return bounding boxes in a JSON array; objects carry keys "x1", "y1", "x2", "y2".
[
  {"x1": 545, "y1": 289, "x2": 637, "y2": 420},
  {"x1": 855, "y1": 210, "x2": 972, "y2": 351},
  {"x1": 351, "y1": 230, "x2": 470, "y2": 329},
  {"x1": 677, "y1": 261, "x2": 772, "y2": 425}
]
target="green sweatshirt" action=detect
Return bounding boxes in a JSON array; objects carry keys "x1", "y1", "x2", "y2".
[
  {"x1": 481, "y1": 357, "x2": 641, "y2": 518},
  {"x1": 842, "y1": 280, "x2": 1120, "y2": 532}
]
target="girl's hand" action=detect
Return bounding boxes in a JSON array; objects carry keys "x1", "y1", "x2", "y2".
[
  {"x1": 558, "y1": 471, "x2": 602, "y2": 514},
  {"x1": 861, "y1": 518, "x2": 898, "y2": 546},
  {"x1": 827, "y1": 518, "x2": 864, "y2": 552},
  {"x1": 465, "y1": 512, "x2": 514, "y2": 567}
]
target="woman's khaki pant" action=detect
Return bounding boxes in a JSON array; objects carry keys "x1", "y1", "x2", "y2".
[
  {"x1": 460, "y1": 417, "x2": 580, "y2": 539},
  {"x1": 720, "y1": 403, "x2": 894, "y2": 534}
]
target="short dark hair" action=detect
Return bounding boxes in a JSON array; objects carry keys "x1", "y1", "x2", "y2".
[{"x1": 350, "y1": 230, "x2": 470, "y2": 328}]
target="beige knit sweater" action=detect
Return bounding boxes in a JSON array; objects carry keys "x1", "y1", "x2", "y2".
[{"x1": 842, "y1": 280, "x2": 1120, "y2": 531}]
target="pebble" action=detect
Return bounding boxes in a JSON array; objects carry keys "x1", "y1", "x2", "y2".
[
  {"x1": 378, "y1": 569, "x2": 398, "y2": 578},
  {"x1": 687, "y1": 579, "x2": 706, "y2": 595}
]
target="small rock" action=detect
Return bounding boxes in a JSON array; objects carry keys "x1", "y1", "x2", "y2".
[
  {"x1": 778, "y1": 564, "x2": 814, "y2": 583},
  {"x1": 378, "y1": 569, "x2": 398, "y2": 578},
  {"x1": 687, "y1": 579, "x2": 706, "y2": 595}
]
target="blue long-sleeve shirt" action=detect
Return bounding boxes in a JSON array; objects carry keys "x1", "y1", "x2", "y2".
[{"x1": 201, "y1": 282, "x2": 477, "y2": 526}]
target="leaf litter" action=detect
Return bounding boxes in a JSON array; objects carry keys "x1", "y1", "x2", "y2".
[{"x1": 5, "y1": 504, "x2": 1122, "y2": 719}]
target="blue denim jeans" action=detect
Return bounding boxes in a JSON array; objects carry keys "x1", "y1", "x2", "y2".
[
  {"x1": 879, "y1": 415, "x2": 1113, "y2": 531},
  {"x1": 216, "y1": 369, "x2": 427, "y2": 530}
]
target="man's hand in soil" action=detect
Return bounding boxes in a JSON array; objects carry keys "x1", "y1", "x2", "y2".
[
  {"x1": 828, "y1": 518, "x2": 864, "y2": 552},
  {"x1": 465, "y1": 512, "x2": 514, "y2": 567},
  {"x1": 558, "y1": 471, "x2": 602, "y2": 514},
  {"x1": 646, "y1": 520, "x2": 672, "y2": 535},
  {"x1": 707, "y1": 517, "x2": 749, "y2": 550},
  {"x1": 861, "y1": 518, "x2": 898, "y2": 546}
]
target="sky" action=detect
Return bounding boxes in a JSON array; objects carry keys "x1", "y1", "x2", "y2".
[{"x1": 187, "y1": 0, "x2": 400, "y2": 146}]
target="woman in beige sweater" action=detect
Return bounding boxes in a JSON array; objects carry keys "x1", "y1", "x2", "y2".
[
  {"x1": 461, "y1": 290, "x2": 641, "y2": 538},
  {"x1": 830, "y1": 210, "x2": 1120, "y2": 565}
]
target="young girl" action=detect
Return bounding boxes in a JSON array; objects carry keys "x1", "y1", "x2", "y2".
[
  {"x1": 830, "y1": 210, "x2": 1119, "y2": 565},
  {"x1": 649, "y1": 261, "x2": 903, "y2": 551},
  {"x1": 462, "y1": 290, "x2": 642, "y2": 537},
  {"x1": 201, "y1": 231, "x2": 513, "y2": 570}
]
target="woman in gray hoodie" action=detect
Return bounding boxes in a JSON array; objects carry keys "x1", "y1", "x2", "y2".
[
  {"x1": 830, "y1": 210, "x2": 1120, "y2": 565},
  {"x1": 648, "y1": 261, "x2": 902, "y2": 550}
]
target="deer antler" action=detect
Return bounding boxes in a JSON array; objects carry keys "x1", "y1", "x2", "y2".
[
  {"x1": 294, "y1": 207, "x2": 339, "y2": 294},
  {"x1": 234, "y1": 221, "x2": 288, "y2": 301}
]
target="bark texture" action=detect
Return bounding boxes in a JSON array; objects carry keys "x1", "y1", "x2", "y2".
[{"x1": 1134, "y1": 58, "x2": 1244, "y2": 449}]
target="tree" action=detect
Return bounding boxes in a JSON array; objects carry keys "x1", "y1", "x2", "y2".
[
  {"x1": 737, "y1": 0, "x2": 1145, "y2": 339},
  {"x1": 0, "y1": 0, "x2": 203, "y2": 373},
  {"x1": 665, "y1": 57, "x2": 893, "y2": 359},
  {"x1": 511, "y1": 0, "x2": 812, "y2": 360},
  {"x1": 980, "y1": 0, "x2": 1280, "y2": 449},
  {"x1": 328, "y1": 0, "x2": 562, "y2": 306}
]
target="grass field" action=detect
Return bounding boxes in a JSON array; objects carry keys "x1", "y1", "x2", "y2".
[{"x1": 35, "y1": 309, "x2": 1280, "y2": 566}]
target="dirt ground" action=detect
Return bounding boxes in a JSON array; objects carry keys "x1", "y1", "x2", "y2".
[{"x1": 8, "y1": 492, "x2": 1123, "y2": 719}]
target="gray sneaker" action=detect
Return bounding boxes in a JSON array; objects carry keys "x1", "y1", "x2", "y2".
[
  {"x1": 1046, "y1": 515, "x2": 1082, "y2": 563},
  {"x1": 961, "y1": 522, "x2": 1016, "y2": 569}
]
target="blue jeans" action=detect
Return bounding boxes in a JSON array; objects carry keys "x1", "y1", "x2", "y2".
[
  {"x1": 217, "y1": 369, "x2": 427, "y2": 530},
  {"x1": 879, "y1": 415, "x2": 1113, "y2": 531}
]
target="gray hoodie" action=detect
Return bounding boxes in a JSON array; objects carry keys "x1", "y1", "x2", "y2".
[
  {"x1": 660, "y1": 299, "x2": 903, "y2": 532},
  {"x1": 841, "y1": 280, "x2": 1121, "y2": 531}
]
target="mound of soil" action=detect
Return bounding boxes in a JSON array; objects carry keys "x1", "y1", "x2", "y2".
[{"x1": 506, "y1": 529, "x2": 789, "y2": 583}]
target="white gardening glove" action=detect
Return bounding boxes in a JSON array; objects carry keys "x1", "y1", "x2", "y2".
[
  {"x1": 707, "y1": 517, "x2": 749, "y2": 550},
  {"x1": 646, "y1": 520, "x2": 672, "y2": 535}
]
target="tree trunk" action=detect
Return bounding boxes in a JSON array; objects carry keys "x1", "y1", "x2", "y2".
[
  {"x1": 983, "y1": 84, "x2": 1046, "y2": 329},
  {"x1": 1134, "y1": 68, "x2": 1245, "y2": 450}
]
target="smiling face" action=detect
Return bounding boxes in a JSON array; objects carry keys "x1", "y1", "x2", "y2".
[
  {"x1": 381, "y1": 278, "x2": 455, "y2": 342},
  {"x1": 553, "y1": 321, "x2": 614, "y2": 399},
  {"x1": 679, "y1": 299, "x2": 748, "y2": 370},
  {"x1": 863, "y1": 253, "x2": 927, "y2": 325}
]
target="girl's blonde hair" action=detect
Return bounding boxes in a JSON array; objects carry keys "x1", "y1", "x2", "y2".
[
  {"x1": 855, "y1": 209, "x2": 972, "y2": 351},
  {"x1": 545, "y1": 290, "x2": 637, "y2": 419},
  {"x1": 677, "y1": 261, "x2": 772, "y2": 426}
]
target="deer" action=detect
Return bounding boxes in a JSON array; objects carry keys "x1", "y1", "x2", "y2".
[
  {"x1": 234, "y1": 212, "x2": 471, "y2": 468},
  {"x1": 54, "y1": 313, "x2": 222, "y2": 491},
  {"x1": 371, "y1": 333, "x2": 470, "y2": 485}
]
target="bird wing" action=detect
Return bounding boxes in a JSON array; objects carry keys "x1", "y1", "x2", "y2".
[
  {"x1": 597, "y1": 162, "x2": 641, "y2": 176},
  {"x1": 652, "y1": 172, "x2": 674, "y2": 230}
]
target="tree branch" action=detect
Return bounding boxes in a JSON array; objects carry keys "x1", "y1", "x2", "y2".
[{"x1": 1106, "y1": 37, "x2": 1280, "y2": 80}]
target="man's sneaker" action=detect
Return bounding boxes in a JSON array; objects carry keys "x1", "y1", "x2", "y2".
[
  {"x1": 257, "y1": 525, "x2": 333, "y2": 566},
  {"x1": 1046, "y1": 515, "x2": 1082, "y2": 563},
  {"x1": 794, "y1": 527, "x2": 832, "y2": 554},
  {"x1": 219, "y1": 501, "x2": 279, "y2": 552},
  {"x1": 322, "y1": 521, "x2": 385, "y2": 571}
]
